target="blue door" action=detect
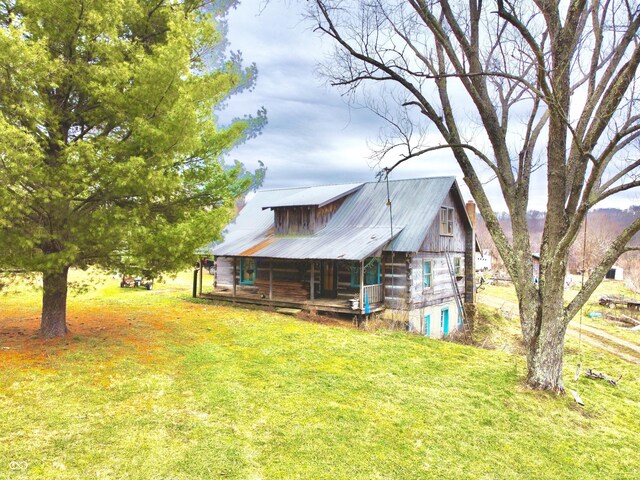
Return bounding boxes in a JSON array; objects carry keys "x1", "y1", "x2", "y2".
[
  {"x1": 441, "y1": 308, "x2": 449, "y2": 337},
  {"x1": 424, "y1": 314, "x2": 431, "y2": 337}
]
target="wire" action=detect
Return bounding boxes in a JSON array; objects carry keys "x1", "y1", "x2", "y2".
[
  {"x1": 384, "y1": 169, "x2": 398, "y2": 324},
  {"x1": 575, "y1": 214, "x2": 587, "y2": 380}
]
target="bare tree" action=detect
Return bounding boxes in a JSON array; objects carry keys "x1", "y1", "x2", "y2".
[
  {"x1": 568, "y1": 213, "x2": 620, "y2": 274},
  {"x1": 308, "y1": 0, "x2": 640, "y2": 392}
]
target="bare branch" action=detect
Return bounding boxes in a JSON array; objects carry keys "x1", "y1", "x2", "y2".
[{"x1": 566, "y1": 215, "x2": 640, "y2": 319}]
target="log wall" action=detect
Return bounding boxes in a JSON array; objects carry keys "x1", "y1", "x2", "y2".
[{"x1": 214, "y1": 257, "x2": 321, "y2": 301}]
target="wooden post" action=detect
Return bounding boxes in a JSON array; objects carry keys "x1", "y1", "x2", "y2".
[
  {"x1": 192, "y1": 261, "x2": 198, "y2": 298},
  {"x1": 359, "y1": 259, "x2": 364, "y2": 311},
  {"x1": 232, "y1": 257, "x2": 237, "y2": 300},
  {"x1": 199, "y1": 258, "x2": 203, "y2": 296},
  {"x1": 310, "y1": 261, "x2": 315, "y2": 301},
  {"x1": 269, "y1": 260, "x2": 273, "y2": 300}
]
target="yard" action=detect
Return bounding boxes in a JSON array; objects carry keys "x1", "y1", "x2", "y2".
[{"x1": 1, "y1": 271, "x2": 639, "y2": 479}]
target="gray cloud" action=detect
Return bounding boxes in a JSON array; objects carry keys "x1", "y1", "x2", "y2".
[{"x1": 216, "y1": 1, "x2": 637, "y2": 213}]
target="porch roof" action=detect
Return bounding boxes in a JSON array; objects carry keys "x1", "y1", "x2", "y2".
[{"x1": 211, "y1": 225, "x2": 402, "y2": 261}]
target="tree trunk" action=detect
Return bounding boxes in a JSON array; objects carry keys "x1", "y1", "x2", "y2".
[
  {"x1": 526, "y1": 316, "x2": 568, "y2": 392},
  {"x1": 515, "y1": 256, "x2": 569, "y2": 393},
  {"x1": 40, "y1": 266, "x2": 69, "y2": 338}
]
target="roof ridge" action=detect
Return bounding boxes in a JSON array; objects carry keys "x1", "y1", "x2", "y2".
[
  {"x1": 259, "y1": 176, "x2": 456, "y2": 191},
  {"x1": 257, "y1": 186, "x2": 309, "y2": 192}
]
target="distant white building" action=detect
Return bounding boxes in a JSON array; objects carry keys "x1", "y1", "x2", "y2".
[
  {"x1": 476, "y1": 249, "x2": 492, "y2": 271},
  {"x1": 606, "y1": 265, "x2": 624, "y2": 280}
]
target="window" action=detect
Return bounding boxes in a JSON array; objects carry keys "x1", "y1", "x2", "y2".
[
  {"x1": 240, "y1": 258, "x2": 256, "y2": 285},
  {"x1": 454, "y1": 257, "x2": 462, "y2": 277},
  {"x1": 423, "y1": 260, "x2": 432, "y2": 289},
  {"x1": 366, "y1": 260, "x2": 381, "y2": 285},
  {"x1": 351, "y1": 259, "x2": 381, "y2": 287},
  {"x1": 440, "y1": 207, "x2": 454, "y2": 236},
  {"x1": 441, "y1": 307, "x2": 450, "y2": 336},
  {"x1": 424, "y1": 314, "x2": 431, "y2": 337}
]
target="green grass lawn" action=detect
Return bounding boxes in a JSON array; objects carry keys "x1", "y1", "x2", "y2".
[
  {"x1": 1, "y1": 271, "x2": 639, "y2": 479},
  {"x1": 482, "y1": 276, "x2": 640, "y2": 344}
]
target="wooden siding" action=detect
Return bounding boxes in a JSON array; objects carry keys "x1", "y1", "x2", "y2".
[
  {"x1": 407, "y1": 253, "x2": 465, "y2": 309},
  {"x1": 420, "y1": 191, "x2": 467, "y2": 252},
  {"x1": 382, "y1": 252, "x2": 410, "y2": 309},
  {"x1": 379, "y1": 251, "x2": 466, "y2": 311},
  {"x1": 214, "y1": 256, "x2": 234, "y2": 288},
  {"x1": 273, "y1": 197, "x2": 346, "y2": 235}
]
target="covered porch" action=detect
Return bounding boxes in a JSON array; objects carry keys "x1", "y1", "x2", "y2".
[{"x1": 197, "y1": 256, "x2": 385, "y2": 316}]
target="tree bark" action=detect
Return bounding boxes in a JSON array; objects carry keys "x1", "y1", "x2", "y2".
[
  {"x1": 40, "y1": 267, "x2": 69, "y2": 338},
  {"x1": 526, "y1": 315, "x2": 568, "y2": 392}
]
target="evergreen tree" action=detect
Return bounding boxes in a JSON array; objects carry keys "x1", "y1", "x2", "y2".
[{"x1": 0, "y1": 0, "x2": 265, "y2": 337}]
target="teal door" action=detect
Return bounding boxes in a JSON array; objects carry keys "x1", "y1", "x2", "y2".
[
  {"x1": 424, "y1": 314, "x2": 431, "y2": 337},
  {"x1": 441, "y1": 308, "x2": 449, "y2": 336}
]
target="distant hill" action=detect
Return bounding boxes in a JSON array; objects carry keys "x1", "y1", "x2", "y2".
[{"x1": 476, "y1": 207, "x2": 640, "y2": 281}]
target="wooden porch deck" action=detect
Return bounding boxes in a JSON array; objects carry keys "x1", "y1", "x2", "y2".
[{"x1": 200, "y1": 289, "x2": 385, "y2": 316}]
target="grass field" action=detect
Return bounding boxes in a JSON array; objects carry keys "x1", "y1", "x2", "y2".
[
  {"x1": 1, "y1": 271, "x2": 639, "y2": 479},
  {"x1": 482, "y1": 275, "x2": 640, "y2": 344}
]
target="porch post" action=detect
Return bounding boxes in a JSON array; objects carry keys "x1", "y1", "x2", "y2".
[
  {"x1": 310, "y1": 261, "x2": 315, "y2": 301},
  {"x1": 192, "y1": 262, "x2": 198, "y2": 298},
  {"x1": 232, "y1": 257, "x2": 237, "y2": 299},
  {"x1": 269, "y1": 260, "x2": 273, "y2": 300},
  {"x1": 359, "y1": 259, "x2": 364, "y2": 311}
]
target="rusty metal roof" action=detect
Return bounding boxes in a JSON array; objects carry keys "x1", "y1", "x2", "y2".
[
  {"x1": 226, "y1": 226, "x2": 400, "y2": 260},
  {"x1": 210, "y1": 176, "x2": 463, "y2": 260}
]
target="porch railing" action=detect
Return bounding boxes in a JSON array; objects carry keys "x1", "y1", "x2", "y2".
[{"x1": 362, "y1": 284, "x2": 384, "y2": 305}]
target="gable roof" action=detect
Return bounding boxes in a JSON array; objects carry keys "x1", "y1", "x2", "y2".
[
  {"x1": 261, "y1": 183, "x2": 363, "y2": 209},
  {"x1": 210, "y1": 176, "x2": 468, "y2": 260}
]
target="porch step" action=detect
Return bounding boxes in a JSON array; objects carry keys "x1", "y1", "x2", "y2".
[
  {"x1": 337, "y1": 292, "x2": 357, "y2": 300},
  {"x1": 275, "y1": 307, "x2": 302, "y2": 315}
]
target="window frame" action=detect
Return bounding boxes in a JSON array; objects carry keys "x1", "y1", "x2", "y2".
[
  {"x1": 423, "y1": 259, "x2": 432, "y2": 289},
  {"x1": 424, "y1": 314, "x2": 431, "y2": 337},
  {"x1": 239, "y1": 258, "x2": 256, "y2": 285},
  {"x1": 441, "y1": 307, "x2": 450, "y2": 336},
  {"x1": 440, "y1": 206, "x2": 454, "y2": 236},
  {"x1": 454, "y1": 257, "x2": 462, "y2": 277}
]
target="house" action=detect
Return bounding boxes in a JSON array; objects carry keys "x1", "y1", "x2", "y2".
[
  {"x1": 476, "y1": 249, "x2": 492, "y2": 271},
  {"x1": 200, "y1": 177, "x2": 477, "y2": 338},
  {"x1": 527, "y1": 253, "x2": 573, "y2": 288},
  {"x1": 606, "y1": 265, "x2": 624, "y2": 280},
  {"x1": 532, "y1": 253, "x2": 540, "y2": 280}
]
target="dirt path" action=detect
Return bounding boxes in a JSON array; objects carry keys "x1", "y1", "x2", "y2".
[
  {"x1": 576, "y1": 323, "x2": 640, "y2": 356},
  {"x1": 565, "y1": 329, "x2": 640, "y2": 364},
  {"x1": 477, "y1": 292, "x2": 640, "y2": 364}
]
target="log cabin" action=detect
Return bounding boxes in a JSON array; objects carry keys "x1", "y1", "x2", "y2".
[{"x1": 200, "y1": 176, "x2": 477, "y2": 338}]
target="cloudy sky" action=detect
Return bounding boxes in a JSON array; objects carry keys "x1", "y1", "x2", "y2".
[
  {"x1": 217, "y1": 2, "x2": 480, "y2": 195},
  {"x1": 217, "y1": 1, "x2": 637, "y2": 212}
]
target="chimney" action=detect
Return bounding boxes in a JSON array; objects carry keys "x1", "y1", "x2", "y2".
[{"x1": 465, "y1": 200, "x2": 476, "y2": 229}]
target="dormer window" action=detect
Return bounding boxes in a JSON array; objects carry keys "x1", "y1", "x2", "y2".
[
  {"x1": 264, "y1": 183, "x2": 363, "y2": 236},
  {"x1": 440, "y1": 207, "x2": 454, "y2": 236}
]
